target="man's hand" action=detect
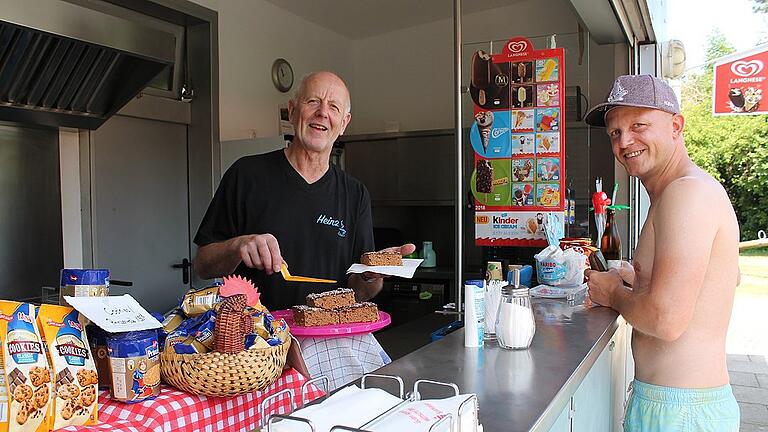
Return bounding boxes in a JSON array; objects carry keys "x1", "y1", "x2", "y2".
[
  {"x1": 584, "y1": 268, "x2": 623, "y2": 307},
  {"x1": 194, "y1": 233, "x2": 284, "y2": 279},
  {"x1": 229, "y1": 233, "x2": 283, "y2": 275},
  {"x1": 360, "y1": 243, "x2": 417, "y2": 281}
]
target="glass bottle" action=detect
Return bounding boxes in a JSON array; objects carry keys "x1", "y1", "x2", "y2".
[
  {"x1": 422, "y1": 241, "x2": 436, "y2": 268},
  {"x1": 600, "y1": 209, "x2": 622, "y2": 270},
  {"x1": 495, "y1": 270, "x2": 535, "y2": 350}
]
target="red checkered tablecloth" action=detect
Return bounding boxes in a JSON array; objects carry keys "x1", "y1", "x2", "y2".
[{"x1": 60, "y1": 368, "x2": 323, "y2": 432}]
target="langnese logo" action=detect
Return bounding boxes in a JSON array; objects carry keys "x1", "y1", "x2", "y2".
[
  {"x1": 316, "y1": 214, "x2": 347, "y2": 238},
  {"x1": 507, "y1": 41, "x2": 527, "y2": 53},
  {"x1": 731, "y1": 60, "x2": 763, "y2": 78}
]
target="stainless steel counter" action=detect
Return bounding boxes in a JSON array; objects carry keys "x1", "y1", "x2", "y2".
[{"x1": 368, "y1": 299, "x2": 621, "y2": 431}]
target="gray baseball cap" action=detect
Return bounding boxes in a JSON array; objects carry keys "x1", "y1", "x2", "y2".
[{"x1": 584, "y1": 74, "x2": 680, "y2": 127}]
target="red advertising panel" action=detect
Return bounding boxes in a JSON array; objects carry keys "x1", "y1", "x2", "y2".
[
  {"x1": 469, "y1": 37, "x2": 566, "y2": 247},
  {"x1": 713, "y1": 46, "x2": 768, "y2": 116}
]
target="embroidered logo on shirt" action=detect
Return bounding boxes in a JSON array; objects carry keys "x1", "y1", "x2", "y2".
[{"x1": 316, "y1": 214, "x2": 347, "y2": 238}]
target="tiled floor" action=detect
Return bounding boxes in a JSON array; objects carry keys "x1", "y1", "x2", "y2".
[{"x1": 727, "y1": 294, "x2": 768, "y2": 430}]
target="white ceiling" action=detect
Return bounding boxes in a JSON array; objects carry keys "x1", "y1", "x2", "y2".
[{"x1": 262, "y1": 0, "x2": 525, "y2": 39}]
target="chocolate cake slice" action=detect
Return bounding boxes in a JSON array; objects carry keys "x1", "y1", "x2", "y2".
[
  {"x1": 361, "y1": 251, "x2": 402, "y2": 266},
  {"x1": 307, "y1": 288, "x2": 355, "y2": 309},
  {"x1": 292, "y1": 305, "x2": 339, "y2": 327},
  {"x1": 338, "y1": 302, "x2": 379, "y2": 324}
]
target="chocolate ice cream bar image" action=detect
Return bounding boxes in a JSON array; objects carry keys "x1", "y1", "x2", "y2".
[
  {"x1": 474, "y1": 111, "x2": 494, "y2": 152},
  {"x1": 472, "y1": 50, "x2": 492, "y2": 105},
  {"x1": 729, "y1": 88, "x2": 745, "y2": 110},
  {"x1": 476, "y1": 159, "x2": 493, "y2": 194}
]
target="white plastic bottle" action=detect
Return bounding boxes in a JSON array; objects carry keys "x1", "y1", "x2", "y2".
[{"x1": 464, "y1": 280, "x2": 485, "y2": 347}]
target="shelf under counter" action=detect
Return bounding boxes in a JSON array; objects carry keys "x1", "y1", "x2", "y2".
[{"x1": 363, "y1": 300, "x2": 628, "y2": 431}]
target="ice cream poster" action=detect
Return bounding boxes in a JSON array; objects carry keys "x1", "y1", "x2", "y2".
[
  {"x1": 713, "y1": 46, "x2": 768, "y2": 116},
  {"x1": 510, "y1": 109, "x2": 535, "y2": 132},
  {"x1": 470, "y1": 36, "x2": 565, "y2": 246},
  {"x1": 471, "y1": 158, "x2": 511, "y2": 208},
  {"x1": 536, "y1": 132, "x2": 559, "y2": 154},
  {"x1": 511, "y1": 133, "x2": 535, "y2": 154},
  {"x1": 537, "y1": 157, "x2": 560, "y2": 182},
  {"x1": 475, "y1": 211, "x2": 549, "y2": 245},
  {"x1": 471, "y1": 110, "x2": 512, "y2": 157}
]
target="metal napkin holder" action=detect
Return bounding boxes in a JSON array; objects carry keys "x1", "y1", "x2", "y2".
[{"x1": 260, "y1": 373, "x2": 479, "y2": 432}]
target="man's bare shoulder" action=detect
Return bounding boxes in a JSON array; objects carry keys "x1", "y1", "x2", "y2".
[{"x1": 659, "y1": 170, "x2": 730, "y2": 209}]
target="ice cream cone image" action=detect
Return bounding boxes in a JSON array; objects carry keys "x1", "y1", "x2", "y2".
[{"x1": 474, "y1": 111, "x2": 494, "y2": 152}]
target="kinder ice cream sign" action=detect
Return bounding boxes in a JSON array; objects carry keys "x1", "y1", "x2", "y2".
[{"x1": 713, "y1": 46, "x2": 768, "y2": 115}]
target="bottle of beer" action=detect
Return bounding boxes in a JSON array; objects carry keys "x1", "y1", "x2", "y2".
[{"x1": 600, "y1": 209, "x2": 622, "y2": 269}]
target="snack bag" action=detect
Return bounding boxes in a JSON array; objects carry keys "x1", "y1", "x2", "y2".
[
  {"x1": 37, "y1": 304, "x2": 98, "y2": 429},
  {"x1": 0, "y1": 301, "x2": 51, "y2": 432}
]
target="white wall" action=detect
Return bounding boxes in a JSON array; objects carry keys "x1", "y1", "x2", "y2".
[
  {"x1": 191, "y1": 0, "x2": 623, "y2": 138},
  {"x1": 59, "y1": 130, "x2": 83, "y2": 268},
  {"x1": 189, "y1": 0, "x2": 355, "y2": 141},
  {"x1": 348, "y1": 0, "x2": 595, "y2": 134}
]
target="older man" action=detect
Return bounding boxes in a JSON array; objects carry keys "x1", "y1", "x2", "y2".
[
  {"x1": 584, "y1": 75, "x2": 740, "y2": 431},
  {"x1": 194, "y1": 71, "x2": 414, "y2": 309}
]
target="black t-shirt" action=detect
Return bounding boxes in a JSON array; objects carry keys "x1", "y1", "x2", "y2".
[{"x1": 194, "y1": 149, "x2": 375, "y2": 310}]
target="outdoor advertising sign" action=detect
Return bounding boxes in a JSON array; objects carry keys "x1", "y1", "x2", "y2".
[
  {"x1": 713, "y1": 46, "x2": 768, "y2": 116},
  {"x1": 469, "y1": 37, "x2": 566, "y2": 246}
]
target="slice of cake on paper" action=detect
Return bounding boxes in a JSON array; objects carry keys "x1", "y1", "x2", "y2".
[
  {"x1": 306, "y1": 288, "x2": 355, "y2": 309},
  {"x1": 338, "y1": 302, "x2": 379, "y2": 324},
  {"x1": 292, "y1": 305, "x2": 339, "y2": 326},
  {"x1": 361, "y1": 251, "x2": 402, "y2": 266}
]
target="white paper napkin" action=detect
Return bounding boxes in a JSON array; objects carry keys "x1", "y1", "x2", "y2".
[
  {"x1": 346, "y1": 258, "x2": 423, "y2": 279},
  {"x1": 269, "y1": 385, "x2": 402, "y2": 431}
]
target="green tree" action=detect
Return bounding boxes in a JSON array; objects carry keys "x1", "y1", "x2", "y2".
[
  {"x1": 682, "y1": 31, "x2": 768, "y2": 241},
  {"x1": 753, "y1": 0, "x2": 768, "y2": 14}
]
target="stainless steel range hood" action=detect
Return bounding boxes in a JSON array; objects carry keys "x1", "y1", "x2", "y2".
[{"x1": 0, "y1": 0, "x2": 176, "y2": 130}]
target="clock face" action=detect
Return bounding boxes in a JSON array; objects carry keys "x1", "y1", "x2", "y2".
[{"x1": 272, "y1": 59, "x2": 293, "y2": 92}]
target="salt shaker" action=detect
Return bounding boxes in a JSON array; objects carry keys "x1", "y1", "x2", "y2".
[{"x1": 496, "y1": 269, "x2": 536, "y2": 350}]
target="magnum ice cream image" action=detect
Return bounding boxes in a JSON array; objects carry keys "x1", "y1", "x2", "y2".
[
  {"x1": 512, "y1": 85, "x2": 534, "y2": 108},
  {"x1": 476, "y1": 159, "x2": 493, "y2": 193},
  {"x1": 470, "y1": 50, "x2": 510, "y2": 108},
  {"x1": 474, "y1": 111, "x2": 494, "y2": 152},
  {"x1": 728, "y1": 87, "x2": 763, "y2": 112},
  {"x1": 729, "y1": 88, "x2": 745, "y2": 109},
  {"x1": 511, "y1": 61, "x2": 533, "y2": 83}
]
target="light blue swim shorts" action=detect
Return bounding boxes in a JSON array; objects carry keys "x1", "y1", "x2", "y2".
[{"x1": 624, "y1": 379, "x2": 740, "y2": 432}]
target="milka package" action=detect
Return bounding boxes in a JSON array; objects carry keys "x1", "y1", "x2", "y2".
[
  {"x1": 37, "y1": 305, "x2": 98, "y2": 429},
  {"x1": 0, "y1": 301, "x2": 51, "y2": 432}
]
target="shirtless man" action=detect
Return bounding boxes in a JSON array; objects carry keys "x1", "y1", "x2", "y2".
[{"x1": 584, "y1": 75, "x2": 740, "y2": 431}]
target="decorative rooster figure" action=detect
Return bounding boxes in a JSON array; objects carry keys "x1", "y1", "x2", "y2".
[{"x1": 215, "y1": 276, "x2": 260, "y2": 354}]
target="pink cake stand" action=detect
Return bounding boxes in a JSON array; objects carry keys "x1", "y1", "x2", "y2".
[{"x1": 271, "y1": 309, "x2": 391, "y2": 337}]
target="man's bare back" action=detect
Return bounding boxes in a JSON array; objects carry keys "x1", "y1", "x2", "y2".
[{"x1": 631, "y1": 169, "x2": 739, "y2": 388}]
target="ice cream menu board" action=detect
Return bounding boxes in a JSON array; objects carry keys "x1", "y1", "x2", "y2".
[
  {"x1": 470, "y1": 37, "x2": 566, "y2": 246},
  {"x1": 713, "y1": 46, "x2": 768, "y2": 116}
]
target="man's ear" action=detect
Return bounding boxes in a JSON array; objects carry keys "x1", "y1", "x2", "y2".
[
  {"x1": 339, "y1": 112, "x2": 352, "y2": 136},
  {"x1": 671, "y1": 113, "x2": 685, "y2": 138},
  {"x1": 287, "y1": 99, "x2": 296, "y2": 122}
]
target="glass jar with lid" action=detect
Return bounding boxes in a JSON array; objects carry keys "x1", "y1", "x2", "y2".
[{"x1": 495, "y1": 269, "x2": 535, "y2": 350}]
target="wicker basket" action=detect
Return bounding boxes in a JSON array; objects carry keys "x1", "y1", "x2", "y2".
[{"x1": 160, "y1": 337, "x2": 291, "y2": 397}]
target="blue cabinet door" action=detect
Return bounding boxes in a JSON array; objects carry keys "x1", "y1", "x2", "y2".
[
  {"x1": 549, "y1": 400, "x2": 572, "y2": 432},
  {"x1": 571, "y1": 346, "x2": 612, "y2": 432}
]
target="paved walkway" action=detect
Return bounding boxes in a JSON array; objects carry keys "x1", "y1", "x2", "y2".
[{"x1": 727, "y1": 294, "x2": 768, "y2": 431}]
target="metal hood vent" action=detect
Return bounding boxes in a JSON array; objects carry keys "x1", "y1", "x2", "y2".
[{"x1": 0, "y1": 0, "x2": 176, "y2": 130}]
